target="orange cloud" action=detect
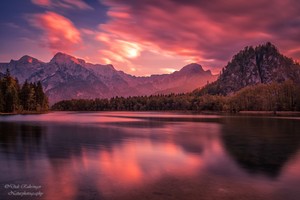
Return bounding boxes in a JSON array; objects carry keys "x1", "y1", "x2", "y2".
[
  {"x1": 29, "y1": 11, "x2": 82, "y2": 53},
  {"x1": 96, "y1": 32, "x2": 143, "y2": 68}
]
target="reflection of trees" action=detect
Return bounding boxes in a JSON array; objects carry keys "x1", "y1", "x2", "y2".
[
  {"x1": 0, "y1": 122, "x2": 43, "y2": 159},
  {"x1": 221, "y1": 117, "x2": 300, "y2": 178}
]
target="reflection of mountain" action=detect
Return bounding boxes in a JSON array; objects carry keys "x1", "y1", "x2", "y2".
[
  {"x1": 46, "y1": 119, "x2": 209, "y2": 158},
  {"x1": 0, "y1": 123, "x2": 138, "y2": 160},
  {"x1": 0, "y1": 115, "x2": 219, "y2": 163},
  {"x1": 221, "y1": 117, "x2": 300, "y2": 177},
  {"x1": 45, "y1": 125, "x2": 128, "y2": 159},
  {"x1": 104, "y1": 115, "x2": 222, "y2": 154}
]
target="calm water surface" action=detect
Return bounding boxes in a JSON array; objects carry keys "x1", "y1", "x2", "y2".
[{"x1": 0, "y1": 112, "x2": 300, "y2": 200}]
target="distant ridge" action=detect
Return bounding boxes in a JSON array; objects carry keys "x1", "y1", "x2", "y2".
[{"x1": 0, "y1": 52, "x2": 216, "y2": 104}]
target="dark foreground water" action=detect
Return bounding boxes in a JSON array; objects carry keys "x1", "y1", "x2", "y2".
[{"x1": 0, "y1": 112, "x2": 300, "y2": 200}]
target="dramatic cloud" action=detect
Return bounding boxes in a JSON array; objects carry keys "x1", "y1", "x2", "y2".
[
  {"x1": 95, "y1": 31, "x2": 195, "y2": 75},
  {"x1": 97, "y1": 0, "x2": 300, "y2": 74},
  {"x1": 1, "y1": 0, "x2": 299, "y2": 75},
  {"x1": 29, "y1": 11, "x2": 82, "y2": 53},
  {"x1": 31, "y1": 0, "x2": 93, "y2": 10}
]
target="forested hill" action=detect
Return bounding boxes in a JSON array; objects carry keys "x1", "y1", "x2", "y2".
[
  {"x1": 0, "y1": 70, "x2": 49, "y2": 113},
  {"x1": 195, "y1": 42, "x2": 300, "y2": 95}
]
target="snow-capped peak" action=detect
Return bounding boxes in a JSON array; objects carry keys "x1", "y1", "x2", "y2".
[
  {"x1": 50, "y1": 52, "x2": 81, "y2": 65},
  {"x1": 17, "y1": 55, "x2": 40, "y2": 64}
]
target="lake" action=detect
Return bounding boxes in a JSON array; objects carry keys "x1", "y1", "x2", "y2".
[{"x1": 0, "y1": 112, "x2": 300, "y2": 200}]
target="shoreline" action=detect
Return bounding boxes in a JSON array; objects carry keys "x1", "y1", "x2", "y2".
[
  {"x1": 238, "y1": 111, "x2": 300, "y2": 116},
  {"x1": 0, "y1": 111, "x2": 49, "y2": 115},
  {"x1": 2, "y1": 110, "x2": 300, "y2": 117}
]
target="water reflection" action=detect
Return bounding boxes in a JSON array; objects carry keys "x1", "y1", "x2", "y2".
[
  {"x1": 222, "y1": 117, "x2": 300, "y2": 178},
  {"x1": 0, "y1": 112, "x2": 300, "y2": 200}
]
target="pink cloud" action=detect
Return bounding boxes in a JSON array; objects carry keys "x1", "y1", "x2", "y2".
[
  {"x1": 31, "y1": 0, "x2": 93, "y2": 10},
  {"x1": 29, "y1": 11, "x2": 82, "y2": 53},
  {"x1": 96, "y1": 0, "x2": 300, "y2": 74}
]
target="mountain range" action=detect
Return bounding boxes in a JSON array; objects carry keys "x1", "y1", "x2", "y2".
[
  {"x1": 1, "y1": 42, "x2": 299, "y2": 104},
  {"x1": 0, "y1": 53, "x2": 216, "y2": 104}
]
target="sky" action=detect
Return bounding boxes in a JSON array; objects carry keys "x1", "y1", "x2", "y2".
[{"x1": 0, "y1": 0, "x2": 300, "y2": 76}]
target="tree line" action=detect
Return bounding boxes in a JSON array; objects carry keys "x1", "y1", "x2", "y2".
[
  {"x1": 0, "y1": 70, "x2": 49, "y2": 113},
  {"x1": 51, "y1": 93, "x2": 192, "y2": 111},
  {"x1": 52, "y1": 80, "x2": 300, "y2": 112}
]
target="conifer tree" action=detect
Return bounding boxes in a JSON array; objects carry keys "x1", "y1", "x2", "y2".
[
  {"x1": 35, "y1": 81, "x2": 48, "y2": 111},
  {"x1": 2, "y1": 69, "x2": 19, "y2": 112},
  {"x1": 0, "y1": 70, "x2": 48, "y2": 113}
]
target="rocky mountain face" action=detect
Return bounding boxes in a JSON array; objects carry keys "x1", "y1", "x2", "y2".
[
  {"x1": 201, "y1": 42, "x2": 300, "y2": 95},
  {"x1": 0, "y1": 53, "x2": 216, "y2": 104}
]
